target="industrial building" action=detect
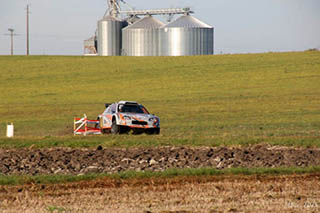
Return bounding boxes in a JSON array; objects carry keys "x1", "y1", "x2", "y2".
[{"x1": 84, "y1": 0, "x2": 214, "y2": 56}]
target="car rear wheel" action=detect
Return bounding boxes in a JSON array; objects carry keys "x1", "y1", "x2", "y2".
[
  {"x1": 155, "y1": 128, "x2": 160, "y2": 135},
  {"x1": 111, "y1": 119, "x2": 120, "y2": 134}
]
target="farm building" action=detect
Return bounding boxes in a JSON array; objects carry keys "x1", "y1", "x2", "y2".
[{"x1": 84, "y1": 0, "x2": 214, "y2": 56}]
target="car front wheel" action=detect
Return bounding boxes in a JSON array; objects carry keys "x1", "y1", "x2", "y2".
[{"x1": 146, "y1": 128, "x2": 160, "y2": 135}]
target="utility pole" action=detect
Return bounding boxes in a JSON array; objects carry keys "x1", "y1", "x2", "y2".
[
  {"x1": 5, "y1": 29, "x2": 18, "y2": 55},
  {"x1": 26, "y1": 4, "x2": 30, "y2": 55},
  {"x1": 8, "y1": 29, "x2": 14, "y2": 55}
]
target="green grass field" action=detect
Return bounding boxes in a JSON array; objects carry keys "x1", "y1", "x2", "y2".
[
  {"x1": 0, "y1": 51, "x2": 320, "y2": 148},
  {"x1": 1, "y1": 166, "x2": 320, "y2": 186}
]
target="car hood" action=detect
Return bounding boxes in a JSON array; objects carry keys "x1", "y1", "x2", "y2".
[{"x1": 120, "y1": 113, "x2": 157, "y2": 121}]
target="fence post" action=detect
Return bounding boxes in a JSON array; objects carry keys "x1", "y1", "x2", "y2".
[
  {"x1": 6, "y1": 123, "x2": 14, "y2": 138},
  {"x1": 84, "y1": 118, "x2": 88, "y2": 136}
]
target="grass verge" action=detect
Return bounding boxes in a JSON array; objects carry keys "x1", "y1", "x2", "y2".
[
  {"x1": 0, "y1": 135, "x2": 319, "y2": 149},
  {"x1": 1, "y1": 166, "x2": 320, "y2": 186}
]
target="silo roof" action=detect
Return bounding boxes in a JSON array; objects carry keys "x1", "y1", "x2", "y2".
[
  {"x1": 126, "y1": 15, "x2": 141, "y2": 24},
  {"x1": 124, "y1": 16, "x2": 164, "y2": 29},
  {"x1": 100, "y1": 15, "x2": 122, "y2": 22},
  {"x1": 163, "y1": 15, "x2": 213, "y2": 28}
]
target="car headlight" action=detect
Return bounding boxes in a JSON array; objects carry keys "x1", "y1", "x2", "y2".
[
  {"x1": 149, "y1": 117, "x2": 155, "y2": 122},
  {"x1": 123, "y1": 115, "x2": 131, "y2": 120}
]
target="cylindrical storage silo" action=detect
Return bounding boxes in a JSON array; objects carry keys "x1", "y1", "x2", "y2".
[
  {"x1": 97, "y1": 16, "x2": 125, "y2": 56},
  {"x1": 122, "y1": 16, "x2": 164, "y2": 56},
  {"x1": 159, "y1": 15, "x2": 214, "y2": 56}
]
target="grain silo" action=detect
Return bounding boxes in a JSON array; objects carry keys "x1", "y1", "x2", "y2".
[
  {"x1": 122, "y1": 16, "x2": 164, "y2": 56},
  {"x1": 97, "y1": 16, "x2": 127, "y2": 56},
  {"x1": 85, "y1": 1, "x2": 215, "y2": 56},
  {"x1": 159, "y1": 15, "x2": 214, "y2": 56}
]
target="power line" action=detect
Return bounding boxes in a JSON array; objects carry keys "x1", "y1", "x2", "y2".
[
  {"x1": 3, "y1": 33, "x2": 87, "y2": 39},
  {"x1": 29, "y1": 34, "x2": 88, "y2": 39}
]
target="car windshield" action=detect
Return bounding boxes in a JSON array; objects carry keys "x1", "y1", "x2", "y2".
[{"x1": 118, "y1": 104, "x2": 149, "y2": 114}]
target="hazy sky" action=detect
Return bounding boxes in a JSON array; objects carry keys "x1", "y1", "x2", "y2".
[{"x1": 0, "y1": 0, "x2": 319, "y2": 55}]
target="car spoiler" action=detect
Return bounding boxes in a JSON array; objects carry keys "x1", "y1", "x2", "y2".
[{"x1": 105, "y1": 103, "x2": 112, "y2": 108}]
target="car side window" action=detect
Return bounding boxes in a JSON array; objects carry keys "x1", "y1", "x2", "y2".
[
  {"x1": 111, "y1": 104, "x2": 116, "y2": 113},
  {"x1": 106, "y1": 106, "x2": 111, "y2": 114}
]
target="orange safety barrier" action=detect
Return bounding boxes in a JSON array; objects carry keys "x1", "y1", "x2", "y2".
[{"x1": 74, "y1": 114, "x2": 101, "y2": 136}]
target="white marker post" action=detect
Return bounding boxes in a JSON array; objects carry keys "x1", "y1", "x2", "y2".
[{"x1": 6, "y1": 123, "x2": 14, "y2": 138}]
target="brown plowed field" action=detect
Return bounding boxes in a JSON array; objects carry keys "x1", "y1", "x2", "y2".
[
  {"x1": 0, "y1": 145, "x2": 320, "y2": 175},
  {"x1": 1, "y1": 145, "x2": 320, "y2": 212},
  {"x1": 0, "y1": 174, "x2": 319, "y2": 212}
]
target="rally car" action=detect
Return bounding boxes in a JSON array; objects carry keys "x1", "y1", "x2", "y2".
[{"x1": 98, "y1": 101, "x2": 160, "y2": 134}]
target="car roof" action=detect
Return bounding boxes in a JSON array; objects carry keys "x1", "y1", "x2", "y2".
[{"x1": 118, "y1": 101, "x2": 138, "y2": 105}]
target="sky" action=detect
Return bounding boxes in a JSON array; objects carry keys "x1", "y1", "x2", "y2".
[{"x1": 0, "y1": 0, "x2": 319, "y2": 55}]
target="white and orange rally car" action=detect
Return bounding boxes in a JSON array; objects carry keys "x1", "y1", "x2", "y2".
[{"x1": 98, "y1": 101, "x2": 160, "y2": 134}]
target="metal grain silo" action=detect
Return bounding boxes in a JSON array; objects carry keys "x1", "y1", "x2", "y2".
[
  {"x1": 122, "y1": 16, "x2": 164, "y2": 56},
  {"x1": 159, "y1": 15, "x2": 214, "y2": 56},
  {"x1": 97, "y1": 16, "x2": 126, "y2": 56}
]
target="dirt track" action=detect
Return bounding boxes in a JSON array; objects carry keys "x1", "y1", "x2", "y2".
[
  {"x1": 0, "y1": 174, "x2": 319, "y2": 212},
  {"x1": 0, "y1": 145, "x2": 320, "y2": 175}
]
